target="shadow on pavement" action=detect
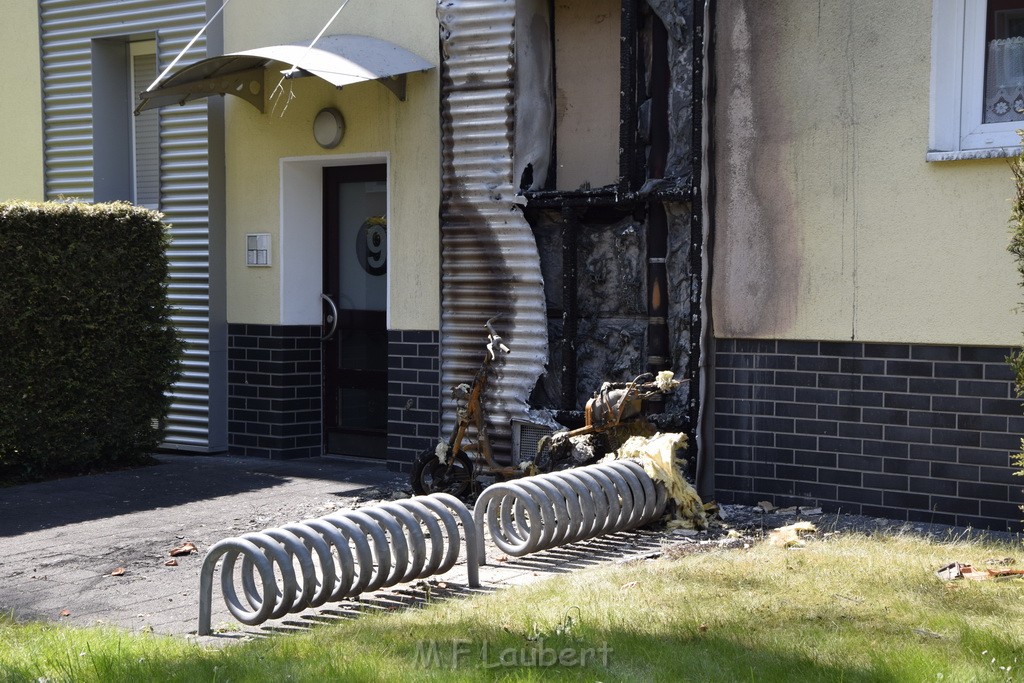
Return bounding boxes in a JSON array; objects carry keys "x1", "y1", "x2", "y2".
[{"x1": 0, "y1": 453, "x2": 399, "y2": 537}]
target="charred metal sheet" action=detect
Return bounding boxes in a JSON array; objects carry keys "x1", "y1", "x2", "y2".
[
  {"x1": 514, "y1": 0, "x2": 554, "y2": 191},
  {"x1": 577, "y1": 217, "x2": 647, "y2": 319},
  {"x1": 437, "y1": 0, "x2": 548, "y2": 460},
  {"x1": 575, "y1": 318, "x2": 648, "y2": 406},
  {"x1": 646, "y1": 0, "x2": 695, "y2": 179},
  {"x1": 664, "y1": 200, "x2": 695, "y2": 415}
]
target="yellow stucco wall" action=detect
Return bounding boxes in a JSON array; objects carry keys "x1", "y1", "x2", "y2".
[
  {"x1": 712, "y1": 0, "x2": 1020, "y2": 347},
  {"x1": 223, "y1": 1, "x2": 439, "y2": 329},
  {"x1": 0, "y1": 0, "x2": 44, "y2": 201}
]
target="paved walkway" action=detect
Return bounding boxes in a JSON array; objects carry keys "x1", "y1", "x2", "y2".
[{"x1": 0, "y1": 454, "x2": 669, "y2": 642}]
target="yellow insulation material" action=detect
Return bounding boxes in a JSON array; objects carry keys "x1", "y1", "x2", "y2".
[
  {"x1": 603, "y1": 432, "x2": 707, "y2": 530},
  {"x1": 768, "y1": 521, "x2": 817, "y2": 548}
]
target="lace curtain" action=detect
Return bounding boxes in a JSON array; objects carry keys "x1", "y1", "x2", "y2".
[{"x1": 985, "y1": 36, "x2": 1024, "y2": 123}]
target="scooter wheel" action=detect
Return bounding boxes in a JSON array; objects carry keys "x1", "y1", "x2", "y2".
[{"x1": 410, "y1": 447, "x2": 474, "y2": 499}]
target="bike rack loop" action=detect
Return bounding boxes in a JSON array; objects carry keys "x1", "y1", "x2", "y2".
[
  {"x1": 472, "y1": 459, "x2": 668, "y2": 564},
  {"x1": 197, "y1": 493, "x2": 480, "y2": 635}
]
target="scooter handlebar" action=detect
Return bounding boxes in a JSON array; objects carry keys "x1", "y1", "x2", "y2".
[{"x1": 484, "y1": 316, "x2": 510, "y2": 360}]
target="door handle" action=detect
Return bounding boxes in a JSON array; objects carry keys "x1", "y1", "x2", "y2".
[{"x1": 321, "y1": 293, "x2": 339, "y2": 341}]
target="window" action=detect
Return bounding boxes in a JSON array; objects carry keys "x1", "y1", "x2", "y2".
[
  {"x1": 92, "y1": 37, "x2": 159, "y2": 206},
  {"x1": 129, "y1": 41, "x2": 159, "y2": 209},
  {"x1": 929, "y1": 0, "x2": 1024, "y2": 160}
]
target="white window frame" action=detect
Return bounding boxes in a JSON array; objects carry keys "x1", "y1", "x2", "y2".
[{"x1": 929, "y1": 0, "x2": 1024, "y2": 161}]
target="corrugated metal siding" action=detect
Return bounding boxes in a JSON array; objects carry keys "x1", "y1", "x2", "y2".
[
  {"x1": 40, "y1": 0, "x2": 217, "y2": 450},
  {"x1": 437, "y1": 0, "x2": 547, "y2": 459}
]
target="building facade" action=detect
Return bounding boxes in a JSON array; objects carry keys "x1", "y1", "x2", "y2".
[
  {"x1": 3, "y1": 0, "x2": 1024, "y2": 531},
  {"x1": 710, "y1": 0, "x2": 1024, "y2": 530},
  {"x1": 1, "y1": 0, "x2": 443, "y2": 470}
]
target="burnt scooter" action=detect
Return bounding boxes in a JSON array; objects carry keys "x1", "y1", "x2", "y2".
[
  {"x1": 410, "y1": 317, "x2": 681, "y2": 499},
  {"x1": 410, "y1": 316, "x2": 510, "y2": 498}
]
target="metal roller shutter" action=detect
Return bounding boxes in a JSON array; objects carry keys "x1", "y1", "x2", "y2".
[{"x1": 40, "y1": 0, "x2": 222, "y2": 451}]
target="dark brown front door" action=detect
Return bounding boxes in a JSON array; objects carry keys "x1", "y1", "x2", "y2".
[{"x1": 322, "y1": 165, "x2": 387, "y2": 458}]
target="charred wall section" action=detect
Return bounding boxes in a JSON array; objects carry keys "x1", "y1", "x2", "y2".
[
  {"x1": 523, "y1": 0, "x2": 703, "y2": 456},
  {"x1": 530, "y1": 208, "x2": 651, "y2": 408},
  {"x1": 434, "y1": 0, "x2": 703, "y2": 465}
]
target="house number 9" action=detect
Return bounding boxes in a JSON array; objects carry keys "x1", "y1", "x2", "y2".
[{"x1": 356, "y1": 215, "x2": 387, "y2": 276}]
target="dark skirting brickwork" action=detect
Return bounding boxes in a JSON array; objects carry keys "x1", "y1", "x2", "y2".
[
  {"x1": 227, "y1": 324, "x2": 322, "y2": 459},
  {"x1": 714, "y1": 339, "x2": 1024, "y2": 531},
  {"x1": 227, "y1": 325, "x2": 439, "y2": 466},
  {"x1": 387, "y1": 330, "x2": 440, "y2": 472}
]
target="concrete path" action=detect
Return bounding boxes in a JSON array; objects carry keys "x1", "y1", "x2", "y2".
[{"x1": 0, "y1": 454, "x2": 670, "y2": 642}]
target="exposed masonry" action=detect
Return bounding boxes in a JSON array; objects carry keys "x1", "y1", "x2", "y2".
[
  {"x1": 386, "y1": 330, "x2": 440, "y2": 472},
  {"x1": 227, "y1": 324, "x2": 322, "y2": 459},
  {"x1": 714, "y1": 339, "x2": 1024, "y2": 531}
]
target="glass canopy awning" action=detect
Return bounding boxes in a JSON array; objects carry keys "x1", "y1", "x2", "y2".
[{"x1": 136, "y1": 34, "x2": 434, "y2": 113}]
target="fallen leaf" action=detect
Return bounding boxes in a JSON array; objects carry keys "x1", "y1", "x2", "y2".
[
  {"x1": 495, "y1": 555, "x2": 509, "y2": 563},
  {"x1": 111, "y1": 567, "x2": 126, "y2": 577},
  {"x1": 165, "y1": 559, "x2": 178, "y2": 567},
  {"x1": 169, "y1": 541, "x2": 197, "y2": 557},
  {"x1": 698, "y1": 624, "x2": 708, "y2": 632},
  {"x1": 59, "y1": 609, "x2": 71, "y2": 617},
  {"x1": 912, "y1": 628, "x2": 944, "y2": 639},
  {"x1": 620, "y1": 581, "x2": 638, "y2": 590}
]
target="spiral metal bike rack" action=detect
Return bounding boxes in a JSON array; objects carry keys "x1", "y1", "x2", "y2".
[
  {"x1": 197, "y1": 493, "x2": 479, "y2": 635},
  {"x1": 473, "y1": 459, "x2": 668, "y2": 564}
]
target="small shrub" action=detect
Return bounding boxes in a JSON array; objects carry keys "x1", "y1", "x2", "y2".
[
  {"x1": 0, "y1": 201, "x2": 182, "y2": 483},
  {"x1": 1009, "y1": 141, "x2": 1024, "y2": 506}
]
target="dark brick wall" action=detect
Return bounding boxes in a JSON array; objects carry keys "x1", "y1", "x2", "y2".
[
  {"x1": 714, "y1": 339, "x2": 1024, "y2": 531},
  {"x1": 227, "y1": 324, "x2": 322, "y2": 459},
  {"x1": 227, "y1": 326, "x2": 440, "y2": 466},
  {"x1": 387, "y1": 330, "x2": 440, "y2": 472}
]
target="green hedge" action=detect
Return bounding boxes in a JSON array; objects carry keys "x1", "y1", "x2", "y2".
[
  {"x1": 0, "y1": 201, "x2": 182, "y2": 483},
  {"x1": 1010, "y1": 146, "x2": 1024, "y2": 508}
]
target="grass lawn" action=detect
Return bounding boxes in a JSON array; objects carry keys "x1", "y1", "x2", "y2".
[{"x1": 2, "y1": 529, "x2": 1023, "y2": 682}]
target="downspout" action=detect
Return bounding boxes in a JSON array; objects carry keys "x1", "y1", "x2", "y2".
[{"x1": 695, "y1": 0, "x2": 716, "y2": 498}]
